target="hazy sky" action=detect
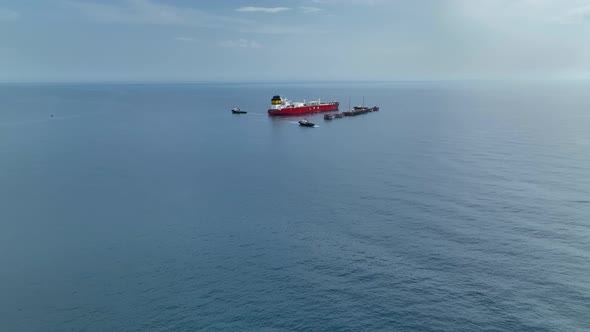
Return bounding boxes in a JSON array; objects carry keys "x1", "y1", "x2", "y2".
[{"x1": 1, "y1": 0, "x2": 590, "y2": 82}]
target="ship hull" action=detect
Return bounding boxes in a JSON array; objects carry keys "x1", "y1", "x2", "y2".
[{"x1": 268, "y1": 102, "x2": 339, "y2": 116}]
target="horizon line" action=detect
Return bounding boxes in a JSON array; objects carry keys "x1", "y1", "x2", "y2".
[{"x1": 1, "y1": 78, "x2": 589, "y2": 85}]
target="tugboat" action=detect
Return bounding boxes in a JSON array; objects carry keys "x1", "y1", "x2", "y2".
[
  {"x1": 268, "y1": 95, "x2": 339, "y2": 116},
  {"x1": 353, "y1": 106, "x2": 379, "y2": 113},
  {"x1": 298, "y1": 119, "x2": 315, "y2": 127},
  {"x1": 231, "y1": 107, "x2": 247, "y2": 114}
]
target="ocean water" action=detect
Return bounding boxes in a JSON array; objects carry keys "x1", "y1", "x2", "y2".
[{"x1": 0, "y1": 81, "x2": 589, "y2": 331}]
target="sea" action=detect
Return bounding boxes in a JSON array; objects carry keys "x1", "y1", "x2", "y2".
[{"x1": 0, "y1": 81, "x2": 589, "y2": 331}]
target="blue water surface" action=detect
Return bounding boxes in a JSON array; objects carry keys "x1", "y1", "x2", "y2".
[{"x1": 1, "y1": 81, "x2": 589, "y2": 331}]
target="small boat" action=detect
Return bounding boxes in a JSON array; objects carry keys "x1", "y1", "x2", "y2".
[
  {"x1": 324, "y1": 114, "x2": 334, "y2": 120},
  {"x1": 299, "y1": 119, "x2": 315, "y2": 127},
  {"x1": 231, "y1": 108, "x2": 247, "y2": 114}
]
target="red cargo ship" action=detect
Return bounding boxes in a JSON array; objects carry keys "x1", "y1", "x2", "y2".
[{"x1": 267, "y1": 95, "x2": 339, "y2": 116}]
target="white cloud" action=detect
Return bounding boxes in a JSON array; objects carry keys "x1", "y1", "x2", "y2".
[
  {"x1": 553, "y1": 3, "x2": 590, "y2": 24},
  {"x1": 0, "y1": 8, "x2": 20, "y2": 21},
  {"x1": 236, "y1": 7, "x2": 291, "y2": 13},
  {"x1": 300, "y1": 6, "x2": 322, "y2": 14},
  {"x1": 438, "y1": 0, "x2": 590, "y2": 78},
  {"x1": 219, "y1": 38, "x2": 261, "y2": 48},
  {"x1": 65, "y1": 1, "x2": 309, "y2": 34},
  {"x1": 451, "y1": 0, "x2": 590, "y2": 25},
  {"x1": 66, "y1": 0, "x2": 253, "y2": 27}
]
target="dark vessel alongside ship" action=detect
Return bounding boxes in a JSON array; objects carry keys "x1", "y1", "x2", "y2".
[{"x1": 343, "y1": 106, "x2": 379, "y2": 116}]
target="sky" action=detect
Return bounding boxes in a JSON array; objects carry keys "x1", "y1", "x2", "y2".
[{"x1": 1, "y1": 0, "x2": 590, "y2": 82}]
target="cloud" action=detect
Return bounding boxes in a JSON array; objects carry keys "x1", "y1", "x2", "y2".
[
  {"x1": 0, "y1": 8, "x2": 20, "y2": 21},
  {"x1": 435, "y1": 0, "x2": 590, "y2": 78},
  {"x1": 219, "y1": 38, "x2": 261, "y2": 48},
  {"x1": 236, "y1": 7, "x2": 291, "y2": 13},
  {"x1": 65, "y1": 1, "x2": 308, "y2": 34},
  {"x1": 451, "y1": 0, "x2": 590, "y2": 25},
  {"x1": 300, "y1": 6, "x2": 322, "y2": 13},
  {"x1": 553, "y1": 3, "x2": 590, "y2": 24},
  {"x1": 66, "y1": 0, "x2": 252, "y2": 27}
]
